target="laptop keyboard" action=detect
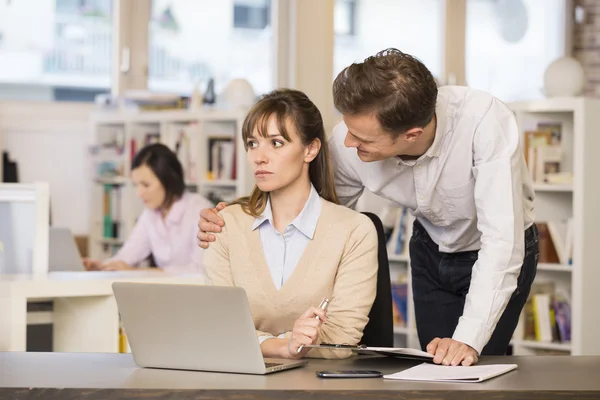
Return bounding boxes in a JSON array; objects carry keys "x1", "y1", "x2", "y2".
[{"x1": 265, "y1": 362, "x2": 284, "y2": 368}]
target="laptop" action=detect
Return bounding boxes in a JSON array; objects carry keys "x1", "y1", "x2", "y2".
[
  {"x1": 48, "y1": 227, "x2": 85, "y2": 272},
  {"x1": 111, "y1": 282, "x2": 308, "y2": 375}
]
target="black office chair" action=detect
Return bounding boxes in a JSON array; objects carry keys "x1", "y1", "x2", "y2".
[{"x1": 359, "y1": 212, "x2": 394, "y2": 347}]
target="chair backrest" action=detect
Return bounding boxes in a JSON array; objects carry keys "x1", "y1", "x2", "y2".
[{"x1": 359, "y1": 212, "x2": 394, "y2": 347}]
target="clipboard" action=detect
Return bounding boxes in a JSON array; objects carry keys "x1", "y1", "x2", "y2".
[{"x1": 304, "y1": 343, "x2": 435, "y2": 362}]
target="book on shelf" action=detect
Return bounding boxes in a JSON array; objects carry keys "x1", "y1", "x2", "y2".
[
  {"x1": 536, "y1": 122, "x2": 562, "y2": 145},
  {"x1": 537, "y1": 220, "x2": 573, "y2": 265},
  {"x1": 207, "y1": 137, "x2": 236, "y2": 181},
  {"x1": 391, "y1": 279, "x2": 408, "y2": 328},
  {"x1": 546, "y1": 219, "x2": 573, "y2": 265},
  {"x1": 523, "y1": 123, "x2": 573, "y2": 185},
  {"x1": 129, "y1": 132, "x2": 160, "y2": 166},
  {"x1": 532, "y1": 145, "x2": 561, "y2": 183},
  {"x1": 384, "y1": 206, "x2": 412, "y2": 258},
  {"x1": 515, "y1": 281, "x2": 571, "y2": 345},
  {"x1": 168, "y1": 123, "x2": 199, "y2": 182},
  {"x1": 101, "y1": 184, "x2": 122, "y2": 240}
]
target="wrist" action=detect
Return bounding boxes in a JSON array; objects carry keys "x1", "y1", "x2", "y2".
[
  {"x1": 260, "y1": 338, "x2": 291, "y2": 359},
  {"x1": 281, "y1": 339, "x2": 294, "y2": 359}
]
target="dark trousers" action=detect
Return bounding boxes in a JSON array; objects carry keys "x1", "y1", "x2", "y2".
[{"x1": 409, "y1": 220, "x2": 539, "y2": 355}]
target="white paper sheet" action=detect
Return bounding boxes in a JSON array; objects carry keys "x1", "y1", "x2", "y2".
[{"x1": 384, "y1": 362, "x2": 518, "y2": 383}]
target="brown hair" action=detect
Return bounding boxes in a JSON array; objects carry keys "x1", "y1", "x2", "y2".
[
  {"x1": 231, "y1": 88, "x2": 339, "y2": 217},
  {"x1": 332, "y1": 48, "x2": 438, "y2": 137}
]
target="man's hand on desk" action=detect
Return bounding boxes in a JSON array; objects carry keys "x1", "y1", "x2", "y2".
[{"x1": 427, "y1": 337, "x2": 479, "y2": 366}]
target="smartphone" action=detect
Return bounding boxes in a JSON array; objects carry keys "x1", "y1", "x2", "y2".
[{"x1": 316, "y1": 370, "x2": 383, "y2": 378}]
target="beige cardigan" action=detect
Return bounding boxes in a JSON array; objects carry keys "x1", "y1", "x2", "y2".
[{"x1": 203, "y1": 198, "x2": 378, "y2": 359}]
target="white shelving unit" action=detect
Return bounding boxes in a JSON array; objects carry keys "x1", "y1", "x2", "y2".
[
  {"x1": 388, "y1": 252, "x2": 420, "y2": 350},
  {"x1": 0, "y1": 121, "x2": 3, "y2": 180},
  {"x1": 356, "y1": 190, "x2": 420, "y2": 349},
  {"x1": 507, "y1": 96, "x2": 600, "y2": 356},
  {"x1": 88, "y1": 108, "x2": 252, "y2": 260}
]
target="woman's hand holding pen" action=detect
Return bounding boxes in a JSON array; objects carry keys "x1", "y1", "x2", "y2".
[{"x1": 287, "y1": 306, "x2": 327, "y2": 359}]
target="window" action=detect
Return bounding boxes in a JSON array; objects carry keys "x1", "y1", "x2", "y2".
[
  {"x1": 466, "y1": 0, "x2": 567, "y2": 102},
  {"x1": 148, "y1": 0, "x2": 274, "y2": 97},
  {"x1": 333, "y1": 0, "x2": 444, "y2": 81},
  {"x1": 234, "y1": 0, "x2": 270, "y2": 30},
  {"x1": 335, "y1": 0, "x2": 356, "y2": 37},
  {"x1": 0, "y1": 0, "x2": 113, "y2": 102}
]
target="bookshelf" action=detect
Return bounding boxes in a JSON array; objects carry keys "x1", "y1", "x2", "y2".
[
  {"x1": 88, "y1": 108, "x2": 252, "y2": 260},
  {"x1": 385, "y1": 208, "x2": 419, "y2": 350},
  {"x1": 507, "y1": 96, "x2": 600, "y2": 356},
  {"x1": 388, "y1": 251, "x2": 420, "y2": 349},
  {"x1": 356, "y1": 191, "x2": 420, "y2": 349},
  {"x1": 361, "y1": 97, "x2": 600, "y2": 356},
  {"x1": 0, "y1": 121, "x2": 3, "y2": 180}
]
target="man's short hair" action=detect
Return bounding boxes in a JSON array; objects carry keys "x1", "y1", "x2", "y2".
[{"x1": 333, "y1": 48, "x2": 438, "y2": 137}]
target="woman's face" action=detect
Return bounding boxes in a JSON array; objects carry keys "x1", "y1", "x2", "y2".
[
  {"x1": 131, "y1": 164, "x2": 166, "y2": 210},
  {"x1": 246, "y1": 116, "x2": 319, "y2": 193}
]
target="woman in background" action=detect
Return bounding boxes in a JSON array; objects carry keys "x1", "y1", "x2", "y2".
[
  {"x1": 84, "y1": 143, "x2": 213, "y2": 274},
  {"x1": 204, "y1": 89, "x2": 378, "y2": 360}
]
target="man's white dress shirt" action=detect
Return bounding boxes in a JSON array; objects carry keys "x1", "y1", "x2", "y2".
[{"x1": 329, "y1": 85, "x2": 535, "y2": 353}]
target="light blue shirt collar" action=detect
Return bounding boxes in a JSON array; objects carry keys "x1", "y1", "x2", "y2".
[{"x1": 251, "y1": 185, "x2": 321, "y2": 239}]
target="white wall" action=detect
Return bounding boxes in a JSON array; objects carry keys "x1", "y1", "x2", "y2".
[{"x1": 0, "y1": 101, "x2": 93, "y2": 235}]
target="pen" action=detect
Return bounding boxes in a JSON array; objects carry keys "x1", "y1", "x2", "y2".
[{"x1": 297, "y1": 298, "x2": 330, "y2": 354}]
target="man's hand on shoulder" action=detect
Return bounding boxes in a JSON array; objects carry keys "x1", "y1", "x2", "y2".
[{"x1": 197, "y1": 202, "x2": 228, "y2": 249}]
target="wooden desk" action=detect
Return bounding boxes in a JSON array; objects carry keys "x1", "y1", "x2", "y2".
[
  {"x1": 1, "y1": 352, "x2": 599, "y2": 399},
  {"x1": 0, "y1": 271, "x2": 205, "y2": 353}
]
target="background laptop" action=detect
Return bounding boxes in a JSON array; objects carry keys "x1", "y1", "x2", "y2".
[
  {"x1": 48, "y1": 227, "x2": 85, "y2": 272},
  {"x1": 111, "y1": 282, "x2": 308, "y2": 375}
]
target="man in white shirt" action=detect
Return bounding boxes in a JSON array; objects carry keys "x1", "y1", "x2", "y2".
[{"x1": 197, "y1": 48, "x2": 539, "y2": 367}]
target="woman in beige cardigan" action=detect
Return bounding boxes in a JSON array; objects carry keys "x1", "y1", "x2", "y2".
[{"x1": 203, "y1": 88, "x2": 378, "y2": 360}]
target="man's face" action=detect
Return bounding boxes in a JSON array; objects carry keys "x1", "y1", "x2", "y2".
[{"x1": 342, "y1": 113, "x2": 413, "y2": 162}]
